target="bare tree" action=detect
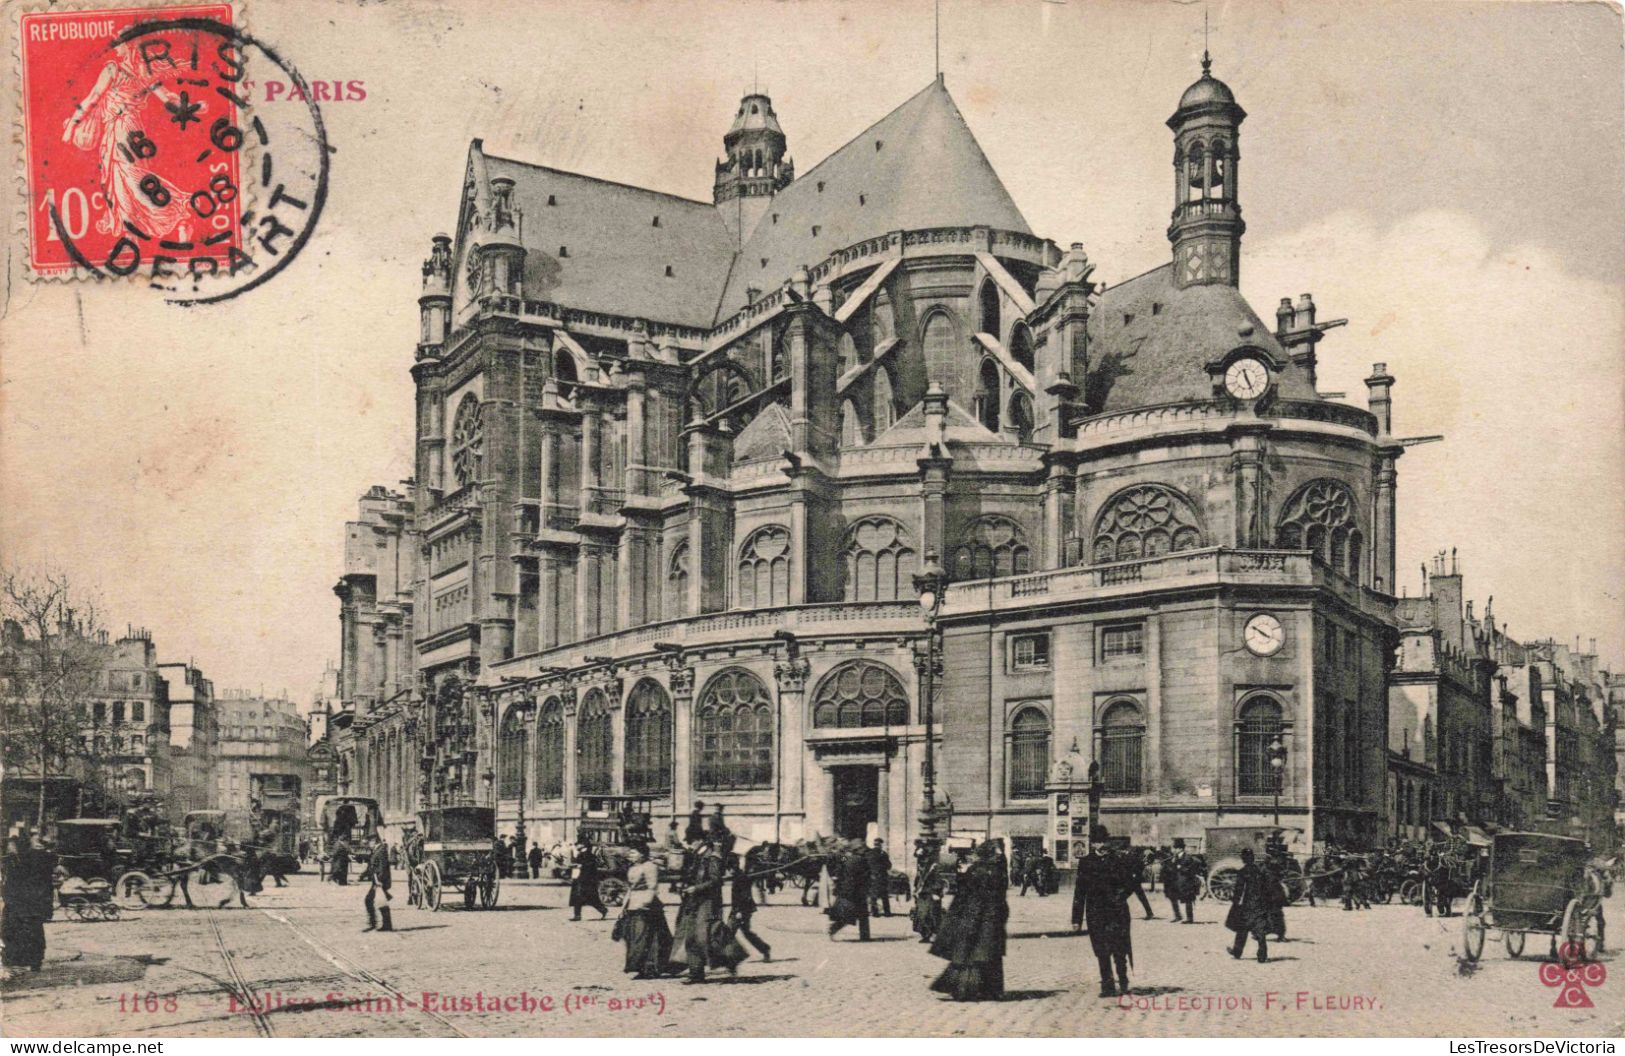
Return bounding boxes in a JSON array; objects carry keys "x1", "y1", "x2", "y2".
[{"x1": 0, "y1": 565, "x2": 109, "y2": 828}]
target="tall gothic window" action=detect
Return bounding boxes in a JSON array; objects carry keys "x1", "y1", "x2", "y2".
[
  {"x1": 843, "y1": 516, "x2": 916, "y2": 602},
  {"x1": 1276, "y1": 479, "x2": 1364, "y2": 582},
  {"x1": 498, "y1": 707, "x2": 526, "y2": 799},
  {"x1": 737, "y1": 525, "x2": 791, "y2": 609},
  {"x1": 694, "y1": 669, "x2": 773, "y2": 790},
  {"x1": 1008, "y1": 391, "x2": 1035, "y2": 443},
  {"x1": 978, "y1": 279, "x2": 1001, "y2": 338},
  {"x1": 623, "y1": 679, "x2": 672, "y2": 796},
  {"x1": 1090, "y1": 484, "x2": 1204, "y2": 563},
  {"x1": 1097, "y1": 700, "x2": 1145, "y2": 794},
  {"x1": 576, "y1": 689, "x2": 613, "y2": 796},
  {"x1": 951, "y1": 516, "x2": 1032, "y2": 581},
  {"x1": 873, "y1": 367, "x2": 897, "y2": 436},
  {"x1": 811, "y1": 660, "x2": 909, "y2": 728},
  {"x1": 1009, "y1": 323, "x2": 1035, "y2": 373},
  {"x1": 840, "y1": 400, "x2": 863, "y2": 447},
  {"x1": 975, "y1": 359, "x2": 1000, "y2": 433},
  {"x1": 1235, "y1": 696, "x2": 1285, "y2": 796},
  {"x1": 921, "y1": 310, "x2": 960, "y2": 403},
  {"x1": 536, "y1": 698, "x2": 564, "y2": 799},
  {"x1": 1008, "y1": 706, "x2": 1050, "y2": 799},
  {"x1": 666, "y1": 541, "x2": 690, "y2": 621}
]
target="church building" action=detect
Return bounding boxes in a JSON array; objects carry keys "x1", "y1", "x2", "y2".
[{"x1": 339, "y1": 58, "x2": 1405, "y2": 857}]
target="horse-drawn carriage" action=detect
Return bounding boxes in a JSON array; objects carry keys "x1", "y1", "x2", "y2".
[
  {"x1": 314, "y1": 795, "x2": 384, "y2": 879},
  {"x1": 406, "y1": 806, "x2": 500, "y2": 910},
  {"x1": 52, "y1": 818, "x2": 125, "y2": 919},
  {"x1": 1460, "y1": 832, "x2": 1604, "y2": 963},
  {"x1": 1202, "y1": 825, "x2": 1309, "y2": 903},
  {"x1": 576, "y1": 795, "x2": 681, "y2": 906}
]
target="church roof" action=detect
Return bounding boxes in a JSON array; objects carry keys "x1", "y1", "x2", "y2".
[
  {"x1": 483, "y1": 154, "x2": 736, "y2": 330},
  {"x1": 1082, "y1": 264, "x2": 1318, "y2": 413},
  {"x1": 716, "y1": 79, "x2": 1031, "y2": 318}
]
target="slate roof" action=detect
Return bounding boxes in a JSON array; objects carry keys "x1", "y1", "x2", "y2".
[
  {"x1": 1082, "y1": 264, "x2": 1319, "y2": 414},
  {"x1": 717, "y1": 79, "x2": 1031, "y2": 318},
  {"x1": 483, "y1": 155, "x2": 735, "y2": 330}
]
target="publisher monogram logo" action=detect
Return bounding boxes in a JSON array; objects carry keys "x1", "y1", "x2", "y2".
[{"x1": 1539, "y1": 944, "x2": 1606, "y2": 1008}]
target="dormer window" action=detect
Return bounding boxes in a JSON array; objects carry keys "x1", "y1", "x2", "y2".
[
  {"x1": 772, "y1": 213, "x2": 779, "y2": 224},
  {"x1": 664, "y1": 265, "x2": 674, "y2": 277},
  {"x1": 1152, "y1": 303, "x2": 1162, "y2": 315},
  {"x1": 811, "y1": 225, "x2": 821, "y2": 237},
  {"x1": 761, "y1": 258, "x2": 769, "y2": 268},
  {"x1": 875, "y1": 140, "x2": 884, "y2": 151},
  {"x1": 751, "y1": 103, "x2": 759, "y2": 114},
  {"x1": 817, "y1": 181, "x2": 825, "y2": 193},
  {"x1": 1123, "y1": 313, "x2": 1134, "y2": 325},
  {"x1": 547, "y1": 194, "x2": 556, "y2": 206},
  {"x1": 559, "y1": 246, "x2": 569, "y2": 257},
  {"x1": 652, "y1": 216, "x2": 660, "y2": 227}
]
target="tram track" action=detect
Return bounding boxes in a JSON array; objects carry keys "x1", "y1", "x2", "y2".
[{"x1": 204, "y1": 910, "x2": 275, "y2": 1038}]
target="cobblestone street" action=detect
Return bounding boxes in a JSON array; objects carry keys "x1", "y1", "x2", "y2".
[{"x1": 2, "y1": 874, "x2": 1619, "y2": 1038}]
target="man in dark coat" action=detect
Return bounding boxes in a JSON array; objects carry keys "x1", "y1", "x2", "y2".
[
  {"x1": 329, "y1": 836, "x2": 351, "y2": 885},
  {"x1": 866, "y1": 839, "x2": 893, "y2": 917},
  {"x1": 1074, "y1": 833, "x2": 1134, "y2": 997},
  {"x1": 2, "y1": 835, "x2": 56, "y2": 973},
  {"x1": 670, "y1": 838, "x2": 746, "y2": 983},
  {"x1": 828, "y1": 843, "x2": 872, "y2": 941},
  {"x1": 1165, "y1": 840, "x2": 1200, "y2": 923},
  {"x1": 570, "y1": 837, "x2": 608, "y2": 921},
  {"x1": 685, "y1": 801, "x2": 707, "y2": 844},
  {"x1": 728, "y1": 854, "x2": 771, "y2": 961},
  {"x1": 1226, "y1": 847, "x2": 1280, "y2": 962},
  {"x1": 528, "y1": 841, "x2": 543, "y2": 879},
  {"x1": 362, "y1": 837, "x2": 394, "y2": 932}
]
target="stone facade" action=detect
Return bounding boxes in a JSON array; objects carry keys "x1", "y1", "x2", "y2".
[
  {"x1": 157, "y1": 661, "x2": 217, "y2": 821},
  {"x1": 213, "y1": 693, "x2": 312, "y2": 819}
]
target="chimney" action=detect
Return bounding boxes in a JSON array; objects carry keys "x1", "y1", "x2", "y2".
[
  {"x1": 1365, "y1": 363, "x2": 1396, "y2": 435},
  {"x1": 1276, "y1": 297, "x2": 1294, "y2": 336}
]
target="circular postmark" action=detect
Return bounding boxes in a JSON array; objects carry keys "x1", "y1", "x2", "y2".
[{"x1": 48, "y1": 17, "x2": 328, "y2": 305}]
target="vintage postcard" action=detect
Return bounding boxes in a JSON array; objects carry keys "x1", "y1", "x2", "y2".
[{"x1": 0, "y1": 0, "x2": 1621, "y2": 1043}]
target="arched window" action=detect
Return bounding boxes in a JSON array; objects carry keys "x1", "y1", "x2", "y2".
[
  {"x1": 843, "y1": 516, "x2": 916, "y2": 602},
  {"x1": 1007, "y1": 706, "x2": 1050, "y2": 799},
  {"x1": 536, "y1": 698, "x2": 564, "y2": 799},
  {"x1": 975, "y1": 358, "x2": 1000, "y2": 433},
  {"x1": 1007, "y1": 390, "x2": 1035, "y2": 443},
  {"x1": 737, "y1": 525, "x2": 791, "y2": 609},
  {"x1": 1187, "y1": 141, "x2": 1207, "y2": 201},
  {"x1": 1209, "y1": 139, "x2": 1229, "y2": 199},
  {"x1": 950, "y1": 515, "x2": 1031, "y2": 581},
  {"x1": 623, "y1": 679, "x2": 672, "y2": 796},
  {"x1": 1090, "y1": 484, "x2": 1205, "y2": 563},
  {"x1": 1097, "y1": 700, "x2": 1145, "y2": 794},
  {"x1": 921, "y1": 310, "x2": 961, "y2": 403},
  {"x1": 840, "y1": 399, "x2": 863, "y2": 447},
  {"x1": 873, "y1": 367, "x2": 897, "y2": 435},
  {"x1": 812, "y1": 660, "x2": 909, "y2": 728},
  {"x1": 769, "y1": 327, "x2": 788, "y2": 381},
  {"x1": 498, "y1": 706, "x2": 526, "y2": 799},
  {"x1": 694, "y1": 669, "x2": 773, "y2": 790},
  {"x1": 1009, "y1": 323, "x2": 1034, "y2": 373},
  {"x1": 576, "y1": 689, "x2": 613, "y2": 796},
  {"x1": 978, "y1": 279, "x2": 1001, "y2": 338},
  {"x1": 1276, "y1": 479, "x2": 1363, "y2": 581},
  {"x1": 666, "y1": 541, "x2": 690, "y2": 621},
  {"x1": 1235, "y1": 696, "x2": 1286, "y2": 796}
]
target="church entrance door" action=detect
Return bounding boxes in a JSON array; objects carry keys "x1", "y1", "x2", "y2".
[{"x1": 832, "y1": 766, "x2": 878, "y2": 840}]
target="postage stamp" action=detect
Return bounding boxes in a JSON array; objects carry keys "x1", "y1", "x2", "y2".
[{"x1": 15, "y1": 2, "x2": 328, "y2": 303}]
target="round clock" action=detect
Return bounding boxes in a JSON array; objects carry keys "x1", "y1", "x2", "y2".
[
  {"x1": 1243, "y1": 612, "x2": 1285, "y2": 656},
  {"x1": 1224, "y1": 357, "x2": 1270, "y2": 400}
]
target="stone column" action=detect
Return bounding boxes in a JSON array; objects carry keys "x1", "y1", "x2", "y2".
[
  {"x1": 774, "y1": 653, "x2": 810, "y2": 839},
  {"x1": 1374, "y1": 449, "x2": 1401, "y2": 594},
  {"x1": 806, "y1": 764, "x2": 835, "y2": 838},
  {"x1": 667, "y1": 660, "x2": 695, "y2": 819},
  {"x1": 1227, "y1": 422, "x2": 1271, "y2": 548},
  {"x1": 560, "y1": 687, "x2": 578, "y2": 842},
  {"x1": 605, "y1": 677, "x2": 625, "y2": 796},
  {"x1": 1042, "y1": 458, "x2": 1068, "y2": 568}
]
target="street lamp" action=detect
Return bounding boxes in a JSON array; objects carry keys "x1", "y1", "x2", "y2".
[
  {"x1": 1268, "y1": 736, "x2": 1287, "y2": 826},
  {"x1": 912, "y1": 549, "x2": 947, "y2": 859}
]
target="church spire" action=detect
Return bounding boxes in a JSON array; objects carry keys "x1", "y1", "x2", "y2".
[
  {"x1": 1166, "y1": 51, "x2": 1246, "y2": 288},
  {"x1": 714, "y1": 91, "x2": 793, "y2": 244}
]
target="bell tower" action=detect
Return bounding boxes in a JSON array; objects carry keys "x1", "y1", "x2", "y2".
[
  {"x1": 1167, "y1": 53, "x2": 1246, "y2": 288},
  {"x1": 714, "y1": 92, "x2": 793, "y2": 244}
]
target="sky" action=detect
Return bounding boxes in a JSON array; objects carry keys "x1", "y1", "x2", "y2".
[{"x1": 1, "y1": 0, "x2": 1621, "y2": 702}]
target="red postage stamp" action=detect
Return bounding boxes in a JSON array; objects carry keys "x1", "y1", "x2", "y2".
[{"x1": 18, "y1": 4, "x2": 244, "y2": 278}]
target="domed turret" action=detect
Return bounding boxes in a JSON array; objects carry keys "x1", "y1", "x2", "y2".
[
  {"x1": 1167, "y1": 54, "x2": 1247, "y2": 289},
  {"x1": 714, "y1": 91, "x2": 793, "y2": 243}
]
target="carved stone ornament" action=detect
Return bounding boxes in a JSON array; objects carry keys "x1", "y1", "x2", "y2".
[{"x1": 774, "y1": 656, "x2": 811, "y2": 692}]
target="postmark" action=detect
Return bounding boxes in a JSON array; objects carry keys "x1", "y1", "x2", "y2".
[{"x1": 16, "y1": 4, "x2": 329, "y2": 303}]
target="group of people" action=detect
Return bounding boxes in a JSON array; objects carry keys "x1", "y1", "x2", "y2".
[{"x1": 489, "y1": 834, "x2": 549, "y2": 879}]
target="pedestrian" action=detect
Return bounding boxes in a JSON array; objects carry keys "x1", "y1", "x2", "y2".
[
  {"x1": 685, "y1": 801, "x2": 707, "y2": 844},
  {"x1": 729, "y1": 854, "x2": 772, "y2": 961},
  {"x1": 1166, "y1": 839, "x2": 1199, "y2": 923},
  {"x1": 1226, "y1": 847, "x2": 1279, "y2": 963},
  {"x1": 389, "y1": 842, "x2": 401, "y2": 868},
  {"x1": 2, "y1": 835, "x2": 56, "y2": 975},
  {"x1": 670, "y1": 837, "x2": 745, "y2": 983},
  {"x1": 1262, "y1": 854, "x2": 1288, "y2": 940},
  {"x1": 827, "y1": 842, "x2": 872, "y2": 941},
  {"x1": 618, "y1": 843, "x2": 672, "y2": 979},
  {"x1": 1035, "y1": 852, "x2": 1057, "y2": 897},
  {"x1": 707, "y1": 806, "x2": 734, "y2": 857},
  {"x1": 329, "y1": 836, "x2": 351, "y2": 886},
  {"x1": 362, "y1": 836, "x2": 394, "y2": 933},
  {"x1": 262, "y1": 847, "x2": 289, "y2": 888},
  {"x1": 1074, "y1": 831, "x2": 1134, "y2": 997},
  {"x1": 1070, "y1": 850, "x2": 1089, "y2": 933},
  {"x1": 866, "y1": 838, "x2": 893, "y2": 917},
  {"x1": 570, "y1": 837, "x2": 608, "y2": 921},
  {"x1": 297, "y1": 838, "x2": 311, "y2": 865},
  {"x1": 1126, "y1": 849, "x2": 1155, "y2": 919},
  {"x1": 928, "y1": 840, "x2": 1008, "y2": 1001},
  {"x1": 528, "y1": 841, "x2": 543, "y2": 880},
  {"x1": 912, "y1": 853, "x2": 946, "y2": 944}
]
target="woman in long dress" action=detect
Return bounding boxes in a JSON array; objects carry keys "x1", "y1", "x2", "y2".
[
  {"x1": 60, "y1": 42, "x2": 197, "y2": 240},
  {"x1": 668, "y1": 838, "x2": 746, "y2": 983},
  {"x1": 929, "y1": 841, "x2": 1009, "y2": 1001},
  {"x1": 619, "y1": 844, "x2": 673, "y2": 979}
]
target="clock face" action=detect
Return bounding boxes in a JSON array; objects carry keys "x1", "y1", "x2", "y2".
[
  {"x1": 1244, "y1": 613, "x2": 1285, "y2": 657},
  {"x1": 1224, "y1": 357, "x2": 1270, "y2": 400}
]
